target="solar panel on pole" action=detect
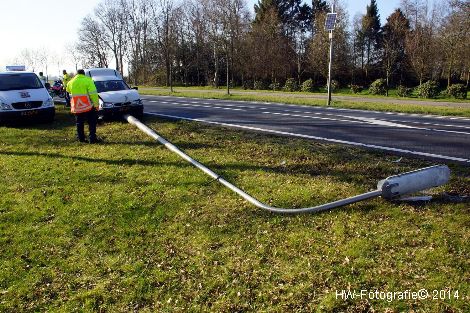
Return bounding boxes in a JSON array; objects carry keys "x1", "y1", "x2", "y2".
[{"x1": 325, "y1": 13, "x2": 337, "y2": 31}]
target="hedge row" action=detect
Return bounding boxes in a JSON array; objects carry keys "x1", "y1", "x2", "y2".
[{"x1": 243, "y1": 79, "x2": 467, "y2": 99}]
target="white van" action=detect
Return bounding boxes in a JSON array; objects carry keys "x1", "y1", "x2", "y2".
[
  {"x1": 85, "y1": 68, "x2": 143, "y2": 119},
  {"x1": 0, "y1": 72, "x2": 55, "y2": 124}
]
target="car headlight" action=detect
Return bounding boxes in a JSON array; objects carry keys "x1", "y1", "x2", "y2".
[
  {"x1": 131, "y1": 99, "x2": 143, "y2": 106},
  {"x1": 43, "y1": 98, "x2": 54, "y2": 107},
  {"x1": 99, "y1": 99, "x2": 114, "y2": 108},
  {"x1": 0, "y1": 102, "x2": 12, "y2": 110}
]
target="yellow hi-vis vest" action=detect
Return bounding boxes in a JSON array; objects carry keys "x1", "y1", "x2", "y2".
[
  {"x1": 66, "y1": 74, "x2": 99, "y2": 114},
  {"x1": 63, "y1": 73, "x2": 71, "y2": 88}
]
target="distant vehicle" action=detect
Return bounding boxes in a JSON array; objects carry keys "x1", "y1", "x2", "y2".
[
  {"x1": 84, "y1": 68, "x2": 143, "y2": 119},
  {"x1": 0, "y1": 72, "x2": 55, "y2": 124},
  {"x1": 49, "y1": 80, "x2": 66, "y2": 98}
]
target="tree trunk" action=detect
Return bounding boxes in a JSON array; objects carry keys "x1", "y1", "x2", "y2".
[
  {"x1": 466, "y1": 69, "x2": 469, "y2": 89},
  {"x1": 114, "y1": 50, "x2": 119, "y2": 72},
  {"x1": 386, "y1": 70, "x2": 390, "y2": 97},
  {"x1": 226, "y1": 51, "x2": 230, "y2": 95},
  {"x1": 213, "y1": 43, "x2": 219, "y2": 88},
  {"x1": 165, "y1": 53, "x2": 170, "y2": 87},
  {"x1": 170, "y1": 61, "x2": 173, "y2": 92},
  {"x1": 447, "y1": 60, "x2": 453, "y2": 88}
]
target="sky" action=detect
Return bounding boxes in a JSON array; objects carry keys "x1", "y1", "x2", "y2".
[{"x1": 0, "y1": 0, "x2": 401, "y2": 76}]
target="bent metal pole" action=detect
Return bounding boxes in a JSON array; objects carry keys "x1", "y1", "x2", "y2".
[{"x1": 125, "y1": 115, "x2": 449, "y2": 214}]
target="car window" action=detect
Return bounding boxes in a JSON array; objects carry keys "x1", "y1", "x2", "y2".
[
  {"x1": 0, "y1": 74, "x2": 44, "y2": 91},
  {"x1": 95, "y1": 80, "x2": 129, "y2": 93}
]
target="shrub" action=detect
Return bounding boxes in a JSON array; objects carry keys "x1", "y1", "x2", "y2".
[
  {"x1": 396, "y1": 85, "x2": 412, "y2": 97},
  {"x1": 369, "y1": 79, "x2": 387, "y2": 95},
  {"x1": 301, "y1": 79, "x2": 315, "y2": 92},
  {"x1": 325, "y1": 79, "x2": 339, "y2": 91},
  {"x1": 284, "y1": 78, "x2": 299, "y2": 92},
  {"x1": 269, "y1": 81, "x2": 281, "y2": 91},
  {"x1": 445, "y1": 84, "x2": 467, "y2": 99},
  {"x1": 242, "y1": 80, "x2": 253, "y2": 90},
  {"x1": 417, "y1": 80, "x2": 439, "y2": 99},
  {"x1": 350, "y1": 84, "x2": 363, "y2": 94},
  {"x1": 253, "y1": 80, "x2": 267, "y2": 90}
]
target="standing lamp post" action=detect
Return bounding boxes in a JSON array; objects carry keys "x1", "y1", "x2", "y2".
[{"x1": 325, "y1": 6, "x2": 337, "y2": 106}]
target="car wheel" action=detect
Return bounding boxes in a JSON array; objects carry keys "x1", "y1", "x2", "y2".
[{"x1": 133, "y1": 107, "x2": 144, "y2": 120}]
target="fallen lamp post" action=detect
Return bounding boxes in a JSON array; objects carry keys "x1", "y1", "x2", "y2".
[{"x1": 125, "y1": 114, "x2": 451, "y2": 215}]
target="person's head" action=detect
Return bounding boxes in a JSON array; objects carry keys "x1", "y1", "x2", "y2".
[
  {"x1": 77, "y1": 69, "x2": 85, "y2": 75},
  {"x1": 39, "y1": 72, "x2": 43, "y2": 76},
  {"x1": 63, "y1": 70, "x2": 67, "y2": 74}
]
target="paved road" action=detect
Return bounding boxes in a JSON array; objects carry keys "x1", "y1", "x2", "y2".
[
  {"x1": 142, "y1": 95, "x2": 470, "y2": 165},
  {"x1": 140, "y1": 87, "x2": 470, "y2": 109}
]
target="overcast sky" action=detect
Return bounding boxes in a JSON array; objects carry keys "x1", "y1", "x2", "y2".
[{"x1": 0, "y1": 0, "x2": 401, "y2": 75}]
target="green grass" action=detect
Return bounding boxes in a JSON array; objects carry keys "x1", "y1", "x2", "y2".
[
  {"x1": 139, "y1": 87, "x2": 470, "y2": 118},
  {"x1": 334, "y1": 88, "x2": 470, "y2": 101},
  {"x1": 1, "y1": 108, "x2": 469, "y2": 312}
]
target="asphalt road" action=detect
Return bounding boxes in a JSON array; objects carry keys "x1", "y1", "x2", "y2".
[
  {"x1": 140, "y1": 87, "x2": 470, "y2": 108},
  {"x1": 142, "y1": 95, "x2": 470, "y2": 165}
]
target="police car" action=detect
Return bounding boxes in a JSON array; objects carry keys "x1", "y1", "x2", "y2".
[
  {"x1": 85, "y1": 68, "x2": 144, "y2": 119},
  {"x1": 0, "y1": 71, "x2": 55, "y2": 124}
]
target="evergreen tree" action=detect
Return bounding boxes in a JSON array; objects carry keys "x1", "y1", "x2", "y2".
[
  {"x1": 311, "y1": 0, "x2": 328, "y2": 34},
  {"x1": 382, "y1": 9, "x2": 410, "y2": 93},
  {"x1": 254, "y1": 0, "x2": 311, "y2": 35},
  {"x1": 253, "y1": 0, "x2": 312, "y2": 81},
  {"x1": 249, "y1": 5, "x2": 289, "y2": 81},
  {"x1": 360, "y1": 0, "x2": 382, "y2": 79},
  {"x1": 254, "y1": 0, "x2": 279, "y2": 24}
]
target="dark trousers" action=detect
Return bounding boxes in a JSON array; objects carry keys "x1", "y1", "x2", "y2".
[
  {"x1": 65, "y1": 92, "x2": 71, "y2": 107},
  {"x1": 75, "y1": 108, "x2": 97, "y2": 142}
]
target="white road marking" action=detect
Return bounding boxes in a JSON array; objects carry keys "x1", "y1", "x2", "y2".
[
  {"x1": 343, "y1": 116, "x2": 417, "y2": 129},
  {"x1": 145, "y1": 112, "x2": 470, "y2": 164},
  {"x1": 263, "y1": 111, "x2": 368, "y2": 125},
  {"x1": 342, "y1": 116, "x2": 470, "y2": 135},
  {"x1": 146, "y1": 99, "x2": 470, "y2": 135},
  {"x1": 143, "y1": 95, "x2": 470, "y2": 122}
]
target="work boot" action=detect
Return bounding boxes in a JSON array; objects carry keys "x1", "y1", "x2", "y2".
[{"x1": 89, "y1": 136, "x2": 103, "y2": 144}]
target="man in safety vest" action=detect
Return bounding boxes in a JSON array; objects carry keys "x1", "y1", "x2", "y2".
[
  {"x1": 66, "y1": 69, "x2": 101, "y2": 143},
  {"x1": 62, "y1": 70, "x2": 71, "y2": 107}
]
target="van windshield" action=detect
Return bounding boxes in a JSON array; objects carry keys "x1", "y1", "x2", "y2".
[
  {"x1": 95, "y1": 80, "x2": 129, "y2": 93},
  {"x1": 0, "y1": 73, "x2": 44, "y2": 91}
]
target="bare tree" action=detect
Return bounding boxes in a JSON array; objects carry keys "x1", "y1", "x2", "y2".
[
  {"x1": 352, "y1": 13, "x2": 365, "y2": 82},
  {"x1": 154, "y1": 0, "x2": 180, "y2": 91},
  {"x1": 95, "y1": 0, "x2": 127, "y2": 72},
  {"x1": 437, "y1": 0, "x2": 470, "y2": 87},
  {"x1": 66, "y1": 0, "x2": 468, "y2": 91},
  {"x1": 77, "y1": 16, "x2": 110, "y2": 68},
  {"x1": 18, "y1": 49, "x2": 38, "y2": 72},
  {"x1": 309, "y1": 3, "x2": 350, "y2": 85},
  {"x1": 210, "y1": 0, "x2": 249, "y2": 94},
  {"x1": 122, "y1": 0, "x2": 152, "y2": 84},
  {"x1": 14, "y1": 48, "x2": 50, "y2": 75},
  {"x1": 402, "y1": 0, "x2": 439, "y2": 84},
  {"x1": 65, "y1": 43, "x2": 82, "y2": 71},
  {"x1": 187, "y1": 0, "x2": 211, "y2": 86}
]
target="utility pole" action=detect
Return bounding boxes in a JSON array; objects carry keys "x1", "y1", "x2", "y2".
[{"x1": 325, "y1": 4, "x2": 337, "y2": 106}]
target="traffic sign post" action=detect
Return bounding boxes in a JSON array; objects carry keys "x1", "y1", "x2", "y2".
[{"x1": 325, "y1": 8, "x2": 337, "y2": 106}]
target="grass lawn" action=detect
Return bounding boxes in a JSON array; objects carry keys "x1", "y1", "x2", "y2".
[
  {"x1": 139, "y1": 87, "x2": 470, "y2": 118},
  {"x1": 0, "y1": 107, "x2": 469, "y2": 312}
]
